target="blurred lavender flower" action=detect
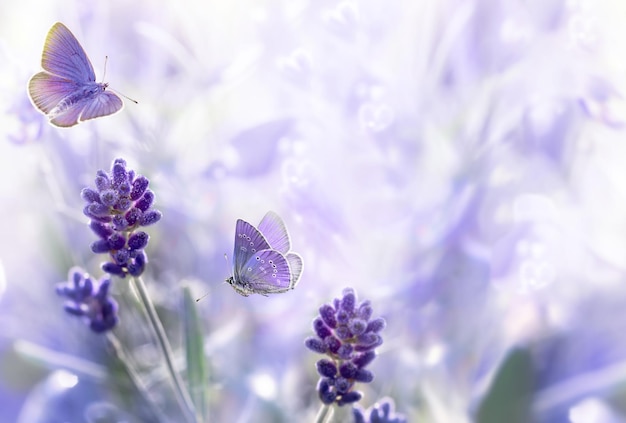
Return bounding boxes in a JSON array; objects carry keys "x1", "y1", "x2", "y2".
[
  {"x1": 305, "y1": 287, "x2": 386, "y2": 406},
  {"x1": 56, "y1": 266, "x2": 118, "y2": 333},
  {"x1": 353, "y1": 397, "x2": 407, "y2": 423},
  {"x1": 81, "y1": 158, "x2": 162, "y2": 278}
]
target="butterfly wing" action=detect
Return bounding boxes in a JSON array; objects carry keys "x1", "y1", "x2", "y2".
[
  {"x1": 286, "y1": 252, "x2": 303, "y2": 288},
  {"x1": 42, "y1": 22, "x2": 96, "y2": 82},
  {"x1": 80, "y1": 92, "x2": 123, "y2": 122},
  {"x1": 49, "y1": 101, "x2": 88, "y2": 127},
  {"x1": 28, "y1": 72, "x2": 79, "y2": 114},
  {"x1": 238, "y1": 249, "x2": 293, "y2": 294},
  {"x1": 257, "y1": 211, "x2": 291, "y2": 253},
  {"x1": 233, "y1": 219, "x2": 271, "y2": 281}
]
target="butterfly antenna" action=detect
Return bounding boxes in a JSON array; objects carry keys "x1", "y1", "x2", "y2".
[
  {"x1": 102, "y1": 56, "x2": 109, "y2": 82},
  {"x1": 102, "y1": 55, "x2": 139, "y2": 104},
  {"x1": 196, "y1": 254, "x2": 231, "y2": 302},
  {"x1": 195, "y1": 291, "x2": 210, "y2": 302}
]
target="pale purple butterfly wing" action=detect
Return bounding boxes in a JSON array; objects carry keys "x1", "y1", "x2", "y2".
[
  {"x1": 238, "y1": 249, "x2": 293, "y2": 294},
  {"x1": 286, "y1": 252, "x2": 303, "y2": 288},
  {"x1": 28, "y1": 72, "x2": 79, "y2": 114},
  {"x1": 50, "y1": 101, "x2": 86, "y2": 127},
  {"x1": 257, "y1": 211, "x2": 291, "y2": 253},
  {"x1": 80, "y1": 92, "x2": 123, "y2": 122},
  {"x1": 41, "y1": 22, "x2": 95, "y2": 82},
  {"x1": 233, "y1": 219, "x2": 271, "y2": 281}
]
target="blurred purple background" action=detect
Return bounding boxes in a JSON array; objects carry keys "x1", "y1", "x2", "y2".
[{"x1": 2, "y1": 0, "x2": 626, "y2": 422}]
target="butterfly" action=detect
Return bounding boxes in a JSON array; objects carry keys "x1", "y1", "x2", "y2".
[
  {"x1": 28, "y1": 22, "x2": 129, "y2": 127},
  {"x1": 226, "y1": 211, "x2": 304, "y2": 297}
]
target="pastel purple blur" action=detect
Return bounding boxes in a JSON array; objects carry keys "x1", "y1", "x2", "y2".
[
  {"x1": 27, "y1": 22, "x2": 123, "y2": 127},
  {"x1": 226, "y1": 211, "x2": 303, "y2": 296}
]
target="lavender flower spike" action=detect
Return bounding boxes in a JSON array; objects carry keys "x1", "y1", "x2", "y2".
[
  {"x1": 56, "y1": 266, "x2": 118, "y2": 333},
  {"x1": 82, "y1": 158, "x2": 162, "y2": 278},
  {"x1": 305, "y1": 288, "x2": 386, "y2": 406}
]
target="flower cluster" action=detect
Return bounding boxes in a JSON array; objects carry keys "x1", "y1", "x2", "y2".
[
  {"x1": 305, "y1": 288, "x2": 386, "y2": 406},
  {"x1": 353, "y1": 398, "x2": 407, "y2": 423},
  {"x1": 81, "y1": 158, "x2": 162, "y2": 278},
  {"x1": 56, "y1": 267, "x2": 118, "y2": 333}
]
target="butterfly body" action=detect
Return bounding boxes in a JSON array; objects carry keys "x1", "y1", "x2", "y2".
[
  {"x1": 227, "y1": 211, "x2": 303, "y2": 297},
  {"x1": 48, "y1": 81, "x2": 107, "y2": 115},
  {"x1": 28, "y1": 22, "x2": 124, "y2": 127}
]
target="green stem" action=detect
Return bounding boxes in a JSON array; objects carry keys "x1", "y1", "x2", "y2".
[
  {"x1": 132, "y1": 276, "x2": 198, "y2": 423},
  {"x1": 314, "y1": 404, "x2": 332, "y2": 423},
  {"x1": 106, "y1": 333, "x2": 166, "y2": 423}
]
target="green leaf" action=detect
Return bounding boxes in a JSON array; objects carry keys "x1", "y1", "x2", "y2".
[
  {"x1": 182, "y1": 285, "x2": 208, "y2": 422},
  {"x1": 476, "y1": 347, "x2": 534, "y2": 423}
]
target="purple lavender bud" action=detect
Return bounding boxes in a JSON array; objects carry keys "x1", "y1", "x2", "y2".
[
  {"x1": 356, "y1": 333, "x2": 380, "y2": 347},
  {"x1": 112, "y1": 250, "x2": 130, "y2": 265},
  {"x1": 111, "y1": 216, "x2": 129, "y2": 232},
  {"x1": 108, "y1": 233, "x2": 126, "y2": 250},
  {"x1": 111, "y1": 162, "x2": 127, "y2": 187},
  {"x1": 90, "y1": 221, "x2": 113, "y2": 239},
  {"x1": 81, "y1": 188, "x2": 100, "y2": 203},
  {"x1": 355, "y1": 334, "x2": 383, "y2": 352},
  {"x1": 135, "y1": 191, "x2": 154, "y2": 212},
  {"x1": 63, "y1": 304, "x2": 86, "y2": 316},
  {"x1": 337, "y1": 344, "x2": 353, "y2": 359},
  {"x1": 366, "y1": 398, "x2": 407, "y2": 423},
  {"x1": 316, "y1": 359, "x2": 338, "y2": 378},
  {"x1": 337, "y1": 391, "x2": 362, "y2": 406},
  {"x1": 95, "y1": 174, "x2": 110, "y2": 191},
  {"x1": 117, "y1": 181, "x2": 131, "y2": 196},
  {"x1": 140, "y1": 210, "x2": 162, "y2": 226},
  {"x1": 102, "y1": 262, "x2": 125, "y2": 277},
  {"x1": 125, "y1": 208, "x2": 142, "y2": 226},
  {"x1": 354, "y1": 369, "x2": 374, "y2": 383},
  {"x1": 305, "y1": 337, "x2": 327, "y2": 353},
  {"x1": 127, "y1": 169, "x2": 135, "y2": 183},
  {"x1": 87, "y1": 203, "x2": 111, "y2": 218},
  {"x1": 99, "y1": 189, "x2": 118, "y2": 207},
  {"x1": 70, "y1": 268, "x2": 83, "y2": 285},
  {"x1": 128, "y1": 251, "x2": 147, "y2": 277},
  {"x1": 319, "y1": 304, "x2": 338, "y2": 328},
  {"x1": 317, "y1": 378, "x2": 337, "y2": 404},
  {"x1": 130, "y1": 176, "x2": 149, "y2": 201},
  {"x1": 91, "y1": 239, "x2": 111, "y2": 254},
  {"x1": 367, "y1": 317, "x2": 386, "y2": 333},
  {"x1": 349, "y1": 318, "x2": 368, "y2": 336},
  {"x1": 352, "y1": 351, "x2": 376, "y2": 369},
  {"x1": 128, "y1": 232, "x2": 149, "y2": 251},
  {"x1": 114, "y1": 197, "x2": 132, "y2": 212},
  {"x1": 353, "y1": 406, "x2": 367, "y2": 423},
  {"x1": 378, "y1": 401, "x2": 391, "y2": 417},
  {"x1": 357, "y1": 301, "x2": 373, "y2": 321},
  {"x1": 324, "y1": 336, "x2": 342, "y2": 354},
  {"x1": 340, "y1": 288, "x2": 356, "y2": 312},
  {"x1": 313, "y1": 317, "x2": 333, "y2": 339},
  {"x1": 339, "y1": 361, "x2": 357, "y2": 379},
  {"x1": 335, "y1": 377, "x2": 352, "y2": 394},
  {"x1": 335, "y1": 325, "x2": 352, "y2": 340},
  {"x1": 337, "y1": 309, "x2": 351, "y2": 324}
]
